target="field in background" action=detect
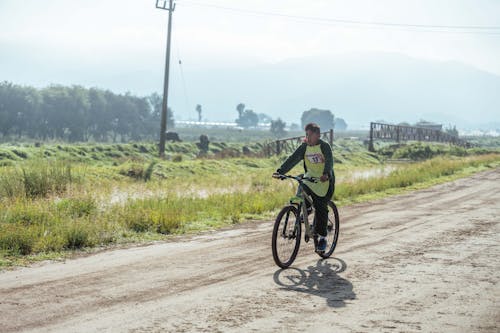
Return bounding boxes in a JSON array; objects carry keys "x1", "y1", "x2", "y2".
[
  {"x1": 172, "y1": 127, "x2": 370, "y2": 143},
  {"x1": 0, "y1": 135, "x2": 499, "y2": 267}
]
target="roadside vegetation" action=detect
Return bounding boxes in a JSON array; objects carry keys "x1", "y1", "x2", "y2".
[{"x1": 1, "y1": 138, "x2": 499, "y2": 267}]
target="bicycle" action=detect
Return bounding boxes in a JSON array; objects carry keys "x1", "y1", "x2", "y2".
[{"x1": 271, "y1": 174, "x2": 340, "y2": 269}]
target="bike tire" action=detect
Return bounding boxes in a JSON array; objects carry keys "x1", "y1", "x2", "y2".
[
  {"x1": 318, "y1": 201, "x2": 340, "y2": 259},
  {"x1": 272, "y1": 205, "x2": 301, "y2": 269}
]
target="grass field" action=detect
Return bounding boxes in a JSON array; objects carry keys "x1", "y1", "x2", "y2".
[{"x1": 1, "y1": 138, "x2": 499, "y2": 267}]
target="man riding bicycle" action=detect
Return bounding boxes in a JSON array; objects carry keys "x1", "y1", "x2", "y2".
[{"x1": 273, "y1": 123, "x2": 335, "y2": 252}]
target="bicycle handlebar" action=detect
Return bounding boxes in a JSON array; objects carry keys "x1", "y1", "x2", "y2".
[{"x1": 272, "y1": 173, "x2": 318, "y2": 183}]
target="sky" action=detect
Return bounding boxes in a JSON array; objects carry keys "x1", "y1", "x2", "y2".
[{"x1": 1, "y1": 0, "x2": 500, "y2": 124}]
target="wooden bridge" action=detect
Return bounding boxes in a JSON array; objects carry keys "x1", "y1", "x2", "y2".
[
  {"x1": 264, "y1": 129, "x2": 334, "y2": 156},
  {"x1": 368, "y1": 122, "x2": 470, "y2": 151}
]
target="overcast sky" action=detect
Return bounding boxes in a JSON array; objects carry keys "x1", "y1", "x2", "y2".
[
  {"x1": 1, "y1": 0, "x2": 499, "y2": 124},
  {"x1": 1, "y1": 0, "x2": 499, "y2": 70}
]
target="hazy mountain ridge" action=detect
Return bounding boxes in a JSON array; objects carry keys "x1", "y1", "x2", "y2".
[
  {"x1": 171, "y1": 53, "x2": 499, "y2": 129},
  {"x1": 2, "y1": 50, "x2": 499, "y2": 129}
]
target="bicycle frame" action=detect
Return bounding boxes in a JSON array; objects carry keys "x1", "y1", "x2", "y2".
[
  {"x1": 277, "y1": 174, "x2": 318, "y2": 243},
  {"x1": 295, "y1": 189, "x2": 315, "y2": 243}
]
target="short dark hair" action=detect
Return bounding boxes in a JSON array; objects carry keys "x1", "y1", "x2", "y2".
[{"x1": 305, "y1": 123, "x2": 320, "y2": 134}]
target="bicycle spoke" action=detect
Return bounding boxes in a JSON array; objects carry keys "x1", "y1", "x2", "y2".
[
  {"x1": 318, "y1": 201, "x2": 339, "y2": 259},
  {"x1": 272, "y1": 206, "x2": 301, "y2": 268}
]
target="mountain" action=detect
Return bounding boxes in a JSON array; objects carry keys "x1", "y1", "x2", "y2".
[
  {"x1": 2, "y1": 50, "x2": 499, "y2": 130},
  {"x1": 168, "y1": 52, "x2": 500, "y2": 130}
]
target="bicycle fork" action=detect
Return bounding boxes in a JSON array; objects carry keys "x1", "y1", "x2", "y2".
[{"x1": 300, "y1": 203, "x2": 316, "y2": 243}]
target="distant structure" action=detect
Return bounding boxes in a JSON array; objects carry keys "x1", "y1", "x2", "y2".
[
  {"x1": 175, "y1": 120, "x2": 271, "y2": 130},
  {"x1": 414, "y1": 121, "x2": 443, "y2": 131},
  {"x1": 368, "y1": 122, "x2": 470, "y2": 151}
]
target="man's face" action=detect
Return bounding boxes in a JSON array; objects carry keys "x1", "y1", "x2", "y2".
[{"x1": 306, "y1": 130, "x2": 320, "y2": 145}]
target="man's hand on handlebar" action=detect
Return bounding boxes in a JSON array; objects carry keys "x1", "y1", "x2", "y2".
[{"x1": 272, "y1": 172, "x2": 283, "y2": 179}]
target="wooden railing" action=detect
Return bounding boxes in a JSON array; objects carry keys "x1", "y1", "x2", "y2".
[{"x1": 264, "y1": 129, "x2": 334, "y2": 156}]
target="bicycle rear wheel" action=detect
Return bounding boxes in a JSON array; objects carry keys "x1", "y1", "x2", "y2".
[
  {"x1": 318, "y1": 201, "x2": 339, "y2": 259},
  {"x1": 272, "y1": 205, "x2": 301, "y2": 269}
]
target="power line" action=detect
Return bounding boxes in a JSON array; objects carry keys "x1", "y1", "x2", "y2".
[
  {"x1": 179, "y1": 0, "x2": 500, "y2": 35},
  {"x1": 176, "y1": 48, "x2": 191, "y2": 118}
]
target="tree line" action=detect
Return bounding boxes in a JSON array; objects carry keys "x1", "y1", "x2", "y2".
[
  {"x1": 0, "y1": 81, "x2": 173, "y2": 142},
  {"x1": 235, "y1": 104, "x2": 348, "y2": 138},
  {"x1": 0, "y1": 81, "x2": 349, "y2": 143}
]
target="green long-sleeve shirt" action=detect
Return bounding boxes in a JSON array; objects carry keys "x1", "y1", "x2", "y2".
[
  {"x1": 277, "y1": 139, "x2": 334, "y2": 177},
  {"x1": 277, "y1": 139, "x2": 334, "y2": 197}
]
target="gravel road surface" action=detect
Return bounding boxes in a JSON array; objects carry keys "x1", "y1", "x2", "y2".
[{"x1": 1, "y1": 169, "x2": 499, "y2": 332}]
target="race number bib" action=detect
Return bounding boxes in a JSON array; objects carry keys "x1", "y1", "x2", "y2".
[{"x1": 306, "y1": 153, "x2": 324, "y2": 164}]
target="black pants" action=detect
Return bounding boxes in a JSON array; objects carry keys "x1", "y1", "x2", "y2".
[{"x1": 302, "y1": 178, "x2": 335, "y2": 237}]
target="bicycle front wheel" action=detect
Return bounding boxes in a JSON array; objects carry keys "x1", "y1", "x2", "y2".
[
  {"x1": 318, "y1": 201, "x2": 340, "y2": 259},
  {"x1": 272, "y1": 205, "x2": 301, "y2": 269}
]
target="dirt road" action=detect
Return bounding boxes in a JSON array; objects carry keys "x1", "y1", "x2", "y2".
[{"x1": 1, "y1": 169, "x2": 499, "y2": 333}]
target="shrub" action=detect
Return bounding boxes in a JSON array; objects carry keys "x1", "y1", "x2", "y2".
[
  {"x1": 119, "y1": 163, "x2": 144, "y2": 179},
  {"x1": 56, "y1": 197, "x2": 97, "y2": 217},
  {"x1": 0, "y1": 224, "x2": 38, "y2": 255},
  {"x1": 0, "y1": 170, "x2": 23, "y2": 198},
  {"x1": 0, "y1": 150, "x2": 18, "y2": 161},
  {"x1": 122, "y1": 208, "x2": 153, "y2": 232},
  {"x1": 117, "y1": 199, "x2": 184, "y2": 234},
  {"x1": 143, "y1": 161, "x2": 157, "y2": 181},
  {"x1": 11, "y1": 149, "x2": 28, "y2": 159},
  {"x1": 64, "y1": 222, "x2": 92, "y2": 249},
  {"x1": 214, "y1": 148, "x2": 240, "y2": 159},
  {"x1": 34, "y1": 231, "x2": 66, "y2": 253},
  {"x1": 3, "y1": 206, "x2": 50, "y2": 226},
  {"x1": 21, "y1": 161, "x2": 72, "y2": 198},
  {"x1": 0, "y1": 160, "x2": 75, "y2": 199}
]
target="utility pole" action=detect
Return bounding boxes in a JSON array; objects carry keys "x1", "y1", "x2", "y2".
[{"x1": 156, "y1": 0, "x2": 175, "y2": 157}]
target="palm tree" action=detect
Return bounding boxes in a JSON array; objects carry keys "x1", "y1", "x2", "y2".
[
  {"x1": 196, "y1": 104, "x2": 202, "y2": 122},
  {"x1": 236, "y1": 103, "x2": 245, "y2": 119}
]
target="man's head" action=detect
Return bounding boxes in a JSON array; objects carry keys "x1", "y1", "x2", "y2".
[{"x1": 305, "y1": 123, "x2": 320, "y2": 145}]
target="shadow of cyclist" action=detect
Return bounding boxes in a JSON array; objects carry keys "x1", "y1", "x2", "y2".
[{"x1": 273, "y1": 258, "x2": 355, "y2": 308}]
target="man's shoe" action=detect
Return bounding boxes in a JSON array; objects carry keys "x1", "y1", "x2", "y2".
[{"x1": 317, "y1": 237, "x2": 327, "y2": 252}]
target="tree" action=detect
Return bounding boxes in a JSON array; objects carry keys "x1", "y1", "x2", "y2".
[
  {"x1": 445, "y1": 125, "x2": 459, "y2": 137},
  {"x1": 148, "y1": 92, "x2": 174, "y2": 129},
  {"x1": 334, "y1": 117, "x2": 348, "y2": 131},
  {"x1": 196, "y1": 104, "x2": 202, "y2": 122},
  {"x1": 66, "y1": 85, "x2": 90, "y2": 142},
  {"x1": 196, "y1": 134, "x2": 210, "y2": 155},
  {"x1": 167, "y1": 108, "x2": 175, "y2": 129},
  {"x1": 270, "y1": 118, "x2": 287, "y2": 138},
  {"x1": 301, "y1": 108, "x2": 335, "y2": 130},
  {"x1": 40, "y1": 85, "x2": 73, "y2": 140},
  {"x1": 236, "y1": 109, "x2": 259, "y2": 128},
  {"x1": 0, "y1": 82, "x2": 179, "y2": 143},
  {"x1": 236, "y1": 103, "x2": 245, "y2": 118},
  {"x1": 0, "y1": 82, "x2": 40, "y2": 139},
  {"x1": 88, "y1": 88, "x2": 109, "y2": 141},
  {"x1": 258, "y1": 113, "x2": 272, "y2": 124},
  {"x1": 235, "y1": 102, "x2": 258, "y2": 128}
]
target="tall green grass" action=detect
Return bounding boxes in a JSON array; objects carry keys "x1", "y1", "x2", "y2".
[
  {"x1": 0, "y1": 151, "x2": 498, "y2": 264},
  {"x1": 0, "y1": 160, "x2": 73, "y2": 199},
  {"x1": 335, "y1": 155, "x2": 499, "y2": 200},
  {"x1": 111, "y1": 186, "x2": 289, "y2": 234},
  {"x1": 0, "y1": 196, "x2": 115, "y2": 255}
]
